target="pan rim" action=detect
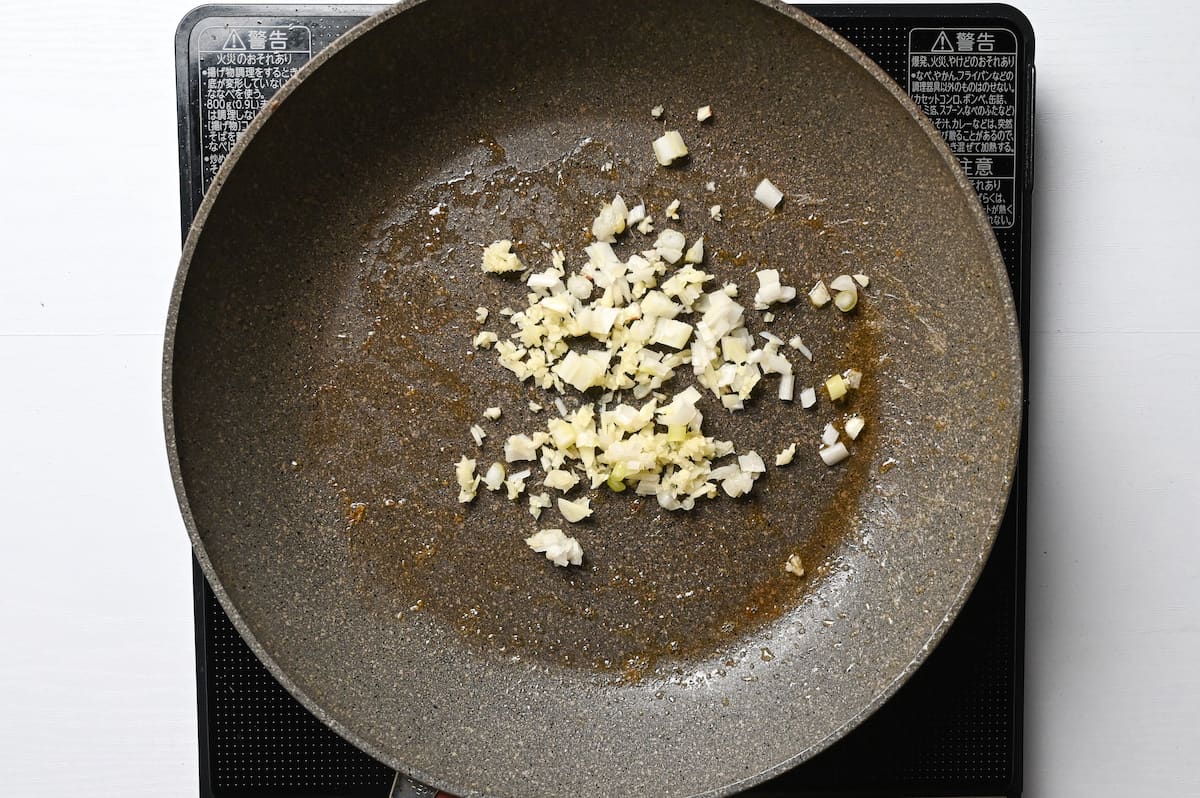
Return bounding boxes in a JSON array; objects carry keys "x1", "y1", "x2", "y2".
[{"x1": 163, "y1": 2, "x2": 1023, "y2": 795}]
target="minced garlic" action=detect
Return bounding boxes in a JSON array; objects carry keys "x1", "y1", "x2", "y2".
[
  {"x1": 652, "y1": 131, "x2": 689, "y2": 166},
  {"x1": 558, "y1": 497, "x2": 593, "y2": 523},
  {"x1": 455, "y1": 456, "x2": 479, "y2": 503},
  {"x1": 775, "y1": 443, "x2": 797, "y2": 466},
  {"x1": 457, "y1": 162, "x2": 875, "y2": 566},
  {"x1": 525, "y1": 528, "x2": 583, "y2": 567},
  {"x1": 481, "y1": 239, "x2": 524, "y2": 273}
]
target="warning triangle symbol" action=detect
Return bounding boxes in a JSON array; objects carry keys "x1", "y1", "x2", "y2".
[
  {"x1": 222, "y1": 30, "x2": 247, "y2": 51},
  {"x1": 931, "y1": 30, "x2": 954, "y2": 53}
]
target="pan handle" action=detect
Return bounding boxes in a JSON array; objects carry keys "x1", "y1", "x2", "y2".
[{"x1": 389, "y1": 771, "x2": 458, "y2": 798}]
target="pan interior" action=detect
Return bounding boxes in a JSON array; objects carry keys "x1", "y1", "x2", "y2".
[{"x1": 169, "y1": 1, "x2": 1021, "y2": 796}]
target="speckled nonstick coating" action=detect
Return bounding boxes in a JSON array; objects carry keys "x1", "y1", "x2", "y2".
[{"x1": 164, "y1": 1, "x2": 1021, "y2": 796}]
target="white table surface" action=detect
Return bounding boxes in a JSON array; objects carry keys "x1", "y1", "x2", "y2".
[{"x1": 2, "y1": 1, "x2": 1197, "y2": 796}]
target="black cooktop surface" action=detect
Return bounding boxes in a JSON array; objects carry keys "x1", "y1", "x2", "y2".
[{"x1": 175, "y1": 5, "x2": 1033, "y2": 796}]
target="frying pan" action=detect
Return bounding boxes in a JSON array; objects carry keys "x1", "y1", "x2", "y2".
[{"x1": 164, "y1": 1, "x2": 1022, "y2": 796}]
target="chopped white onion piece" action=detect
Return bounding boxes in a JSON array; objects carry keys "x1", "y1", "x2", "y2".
[
  {"x1": 720, "y1": 469, "x2": 756, "y2": 498},
  {"x1": 665, "y1": 199, "x2": 681, "y2": 220},
  {"x1": 591, "y1": 194, "x2": 629, "y2": 243},
  {"x1": 475, "y1": 306, "x2": 489, "y2": 323},
  {"x1": 505, "y1": 469, "x2": 531, "y2": 500},
  {"x1": 739, "y1": 451, "x2": 767, "y2": 474},
  {"x1": 528, "y1": 491, "x2": 551, "y2": 519},
  {"x1": 483, "y1": 406, "x2": 502, "y2": 420},
  {"x1": 657, "y1": 386, "x2": 703, "y2": 427},
  {"x1": 558, "y1": 496, "x2": 593, "y2": 523},
  {"x1": 822, "y1": 422, "x2": 839, "y2": 447},
  {"x1": 779, "y1": 373, "x2": 795, "y2": 401},
  {"x1": 651, "y1": 104, "x2": 664, "y2": 119},
  {"x1": 525, "y1": 528, "x2": 583, "y2": 567},
  {"x1": 481, "y1": 239, "x2": 524, "y2": 273},
  {"x1": 482, "y1": 461, "x2": 506, "y2": 490},
  {"x1": 754, "y1": 178, "x2": 784, "y2": 210},
  {"x1": 642, "y1": 290, "x2": 681, "y2": 319},
  {"x1": 754, "y1": 269, "x2": 795, "y2": 308},
  {"x1": 652, "y1": 131, "x2": 689, "y2": 166},
  {"x1": 853, "y1": 273, "x2": 870, "y2": 287},
  {"x1": 504, "y1": 434, "x2": 538, "y2": 462},
  {"x1": 800, "y1": 387, "x2": 817, "y2": 409},
  {"x1": 709, "y1": 204, "x2": 722, "y2": 221},
  {"x1": 829, "y1": 274, "x2": 857, "y2": 292},
  {"x1": 819, "y1": 442, "x2": 850, "y2": 466},
  {"x1": 705, "y1": 181, "x2": 716, "y2": 192},
  {"x1": 785, "y1": 553, "x2": 805, "y2": 577},
  {"x1": 566, "y1": 274, "x2": 592, "y2": 300},
  {"x1": 470, "y1": 424, "x2": 486, "y2": 446},
  {"x1": 627, "y1": 203, "x2": 647, "y2": 225},
  {"x1": 654, "y1": 228, "x2": 687, "y2": 263},
  {"x1": 759, "y1": 331, "x2": 784, "y2": 345},
  {"x1": 544, "y1": 468, "x2": 580, "y2": 493},
  {"x1": 553, "y1": 350, "x2": 609, "y2": 392},
  {"x1": 684, "y1": 236, "x2": 705, "y2": 264},
  {"x1": 775, "y1": 443, "x2": 797, "y2": 466},
  {"x1": 528, "y1": 401, "x2": 543, "y2": 412},
  {"x1": 636, "y1": 216, "x2": 654, "y2": 235},
  {"x1": 696, "y1": 105, "x2": 713, "y2": 122},
  {"x1": 472, "y1": 331, "x2": 498, "y2": 349},
  {"x1": 527, "y1": 269, "x2": 561, "y2": 291},
  {"x1": 788, "y1": 336, "x2": 813, "y2": 361},
  {"x1": 808, "y1": 280, "x2": 831, "y2": 307},
  {"x1": 652, "y1": 317, "x2": 694, "y2": 350},
  {"x1": 843, "y1": 368, "x2": 863, "y2": 390}
]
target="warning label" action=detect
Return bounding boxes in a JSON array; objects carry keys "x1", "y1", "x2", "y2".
[
  {"x1": 908, "y1": 28, "x2": 1019, "y2": 229},
  {"x1": 196, "y1": 25, "x2": 312, "y2": 189}
]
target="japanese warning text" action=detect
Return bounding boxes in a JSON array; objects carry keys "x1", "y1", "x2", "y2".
[
  {"x1": 908, "y1": 28, "x2": 1019, "y2": 229},
  {"x1": 197, "y1": 26, "x2": 312, "y2": 189}
]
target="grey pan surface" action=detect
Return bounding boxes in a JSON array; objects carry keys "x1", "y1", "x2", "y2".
[{"x1": 164, "y1": 1, "x2": 1022, "y2": 796}]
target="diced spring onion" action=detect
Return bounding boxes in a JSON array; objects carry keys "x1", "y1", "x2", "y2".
[{"x1": 819, "y1": 442, "x2": 850, "y2": 466}]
